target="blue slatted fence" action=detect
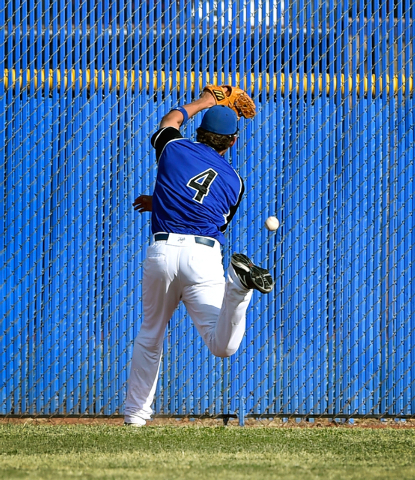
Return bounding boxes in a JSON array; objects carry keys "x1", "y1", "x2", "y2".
[{"x1": 1, "y1": 0, "x2": 414, "y2": 420}]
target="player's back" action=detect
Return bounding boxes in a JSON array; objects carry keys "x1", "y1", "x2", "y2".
[{"x1": 152, "y1": 136, "x2": 243, "y2": 244}]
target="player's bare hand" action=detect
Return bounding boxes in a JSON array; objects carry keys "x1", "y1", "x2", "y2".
[{"x1": 133, "y1": 195, "x2": 152, "y2": 212}]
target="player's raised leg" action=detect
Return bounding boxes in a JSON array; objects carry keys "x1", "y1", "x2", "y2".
[{"x1": 182, "y1": 247, "x2": 273, "y2": 357}]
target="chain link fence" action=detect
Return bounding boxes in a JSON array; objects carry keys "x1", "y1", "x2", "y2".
[{"x1": 1, "y1": 0, "x2": 414, "y2": 423}]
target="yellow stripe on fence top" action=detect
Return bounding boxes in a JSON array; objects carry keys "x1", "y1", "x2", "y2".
[{"x1": 2, "y1": 69, "x2": 413, "y2": 96}]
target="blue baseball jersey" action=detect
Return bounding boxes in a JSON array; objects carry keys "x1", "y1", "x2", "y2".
[{"x1": 150, "y1": 127, "x2": 244, "y2": 244}]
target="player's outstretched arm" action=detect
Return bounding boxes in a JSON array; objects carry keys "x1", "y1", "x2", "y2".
[
  {"x1": 133, "y1": 194, "x2": 152, "y2": 212},
  {"x1": 159, "y1": 90, "x2": 218, "y2": 129}
]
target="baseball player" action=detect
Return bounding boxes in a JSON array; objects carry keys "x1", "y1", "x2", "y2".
[{"x1": 124, "y1": 86, "x2": 274, "y2": 426}]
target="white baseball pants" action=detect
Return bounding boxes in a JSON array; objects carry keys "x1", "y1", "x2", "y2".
[{"x1": 124, "y1": 233, "x2": 253, "y2": 421}]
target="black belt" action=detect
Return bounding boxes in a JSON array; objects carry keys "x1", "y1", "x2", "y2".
[{"x1": 154, "y1": 233, "x2": 215, "y2": 248}]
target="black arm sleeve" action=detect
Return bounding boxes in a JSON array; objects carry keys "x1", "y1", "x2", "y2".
[{"x1": 151, "y1": 127, "x2": 183, "y2": 162}]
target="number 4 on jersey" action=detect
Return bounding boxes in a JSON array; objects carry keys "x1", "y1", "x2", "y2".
[{"x1": 187, "y1": 168, "x2": 218, "y2": 203}]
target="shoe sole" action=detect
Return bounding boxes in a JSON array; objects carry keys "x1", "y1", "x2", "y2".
[{"x1": 231, "y1": 254, "x2": 274, "y2": 294}]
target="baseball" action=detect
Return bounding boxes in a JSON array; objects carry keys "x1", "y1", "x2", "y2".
[{"x1": 265, "y1": 216, "x2": 280, "y2": 231}]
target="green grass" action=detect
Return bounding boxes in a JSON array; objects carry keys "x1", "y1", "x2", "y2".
[{"x1": 1, "y1": 425, "x2": 415, "y2": 479}]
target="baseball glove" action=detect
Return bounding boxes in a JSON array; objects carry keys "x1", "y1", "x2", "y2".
[{"x1": 203, "y1": 84, "x2": 256, "y2": 119}]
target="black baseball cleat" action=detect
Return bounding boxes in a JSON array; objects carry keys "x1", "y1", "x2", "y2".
[{"x1": 231, "y1": 253, "x2": 274, "y2": 294}]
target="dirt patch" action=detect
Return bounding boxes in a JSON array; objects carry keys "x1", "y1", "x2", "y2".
[{"x1": 1, "y1": 416, "x2": 415, "y2": 428}]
